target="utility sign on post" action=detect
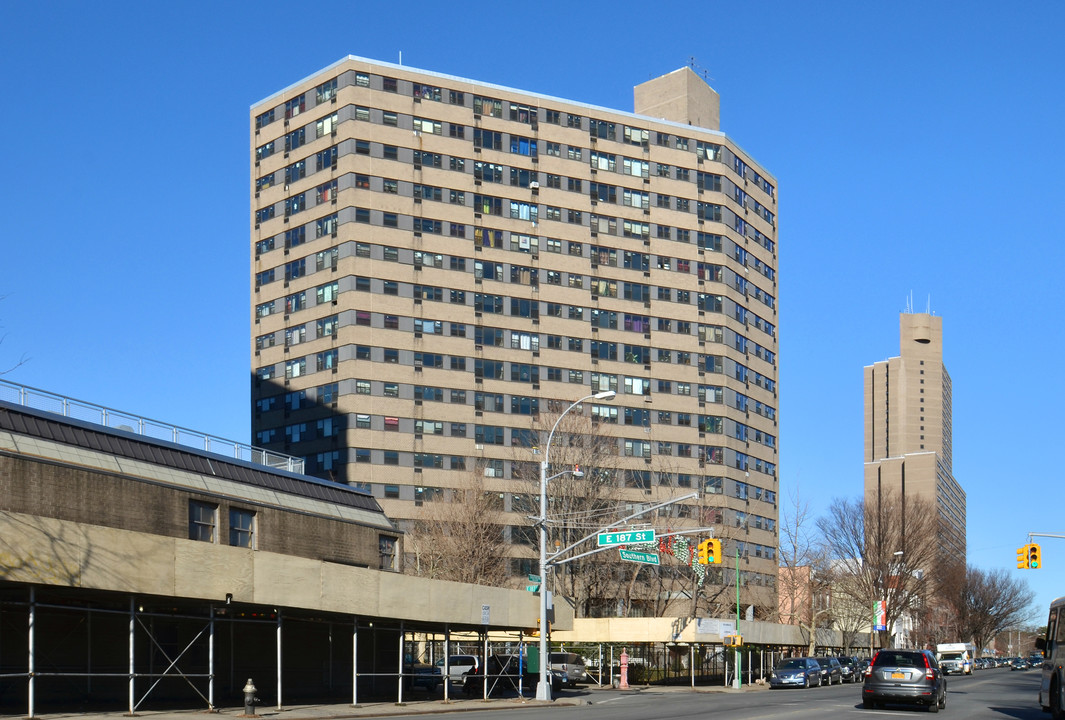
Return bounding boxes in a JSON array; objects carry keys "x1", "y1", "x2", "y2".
[
  {"x1": 597, "y1": 529, "x2": 656, "y2": 546},
  {"x1": 619, "y1": 549, "x2": 660, "y2": 565}
]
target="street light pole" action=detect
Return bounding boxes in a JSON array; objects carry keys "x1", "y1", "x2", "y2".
[{"x1": 536, "y1": 390, "x2": 615, "y2": 701}]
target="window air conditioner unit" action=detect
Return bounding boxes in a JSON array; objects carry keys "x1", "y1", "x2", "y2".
[{"x1": 529, "y1": 181, "x2": 539, "y2": 189}]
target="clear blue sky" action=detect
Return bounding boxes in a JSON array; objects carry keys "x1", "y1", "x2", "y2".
[{"x1": 2, "y1": 1, "x2": 1062, "y2": 621}]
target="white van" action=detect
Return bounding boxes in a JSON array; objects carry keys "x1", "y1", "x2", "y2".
[{"x1": 436, "y1": 654, "x2": 480, "y2": 684}]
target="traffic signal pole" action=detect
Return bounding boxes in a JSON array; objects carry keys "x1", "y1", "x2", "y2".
[
  {"x1": 1016, "y1": 532, "x2": 1065, "y2": 569},
  {"x1": 734, "y1": 546, "x2": 742, "y2": 690}
]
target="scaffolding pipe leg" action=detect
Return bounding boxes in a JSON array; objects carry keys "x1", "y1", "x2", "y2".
[
  {"x1": 276, "y1": 610, "x2": 283, "y2": 710},
  {"x1": 598, "y1": 644, "x2": 602, "y2": 687},
  {"x1": 443, "y1": 626, "x2": 450, "y2": 702},
  {"x1": 352, "y1": 619, "x2": 358, "y2": 707},
  {"x1": 209, "y1": 606, "x2": 215, "y2": 711},
  {"x1": 28, "y1": 587, "x2": 35, "y2": 720},
  {"x1": 397, "y1": 621, "x2": 405, "y2": 705},
  {"x1": 482, "y1": 634, "x2": 488, "y2": 701},
  {"x1": 129, "y1": 597, "x2": 136, "y2": 716}
]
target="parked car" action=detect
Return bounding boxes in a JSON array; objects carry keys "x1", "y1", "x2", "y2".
[
  {"x1": 1011, "y1": 657, "x2": 1029, "y2": 671},
  {"x1": 769, "y1": 657, "x2": 823, "y2": 688},
  {"x1": 817, "y1": 656, "x2": 843, "y2": 686},
  {"x1": 835, "y1": 656, "x2": 860, "y2": 683},
  {"x1": 435, "y1": 654, "x2": 480, "y2": 684},
  {"x1": 463, "y1": 654, "x2": 563, "y2": 696},
  {"x1": 549, "y1": 652, "x2": 589, "y2": 687},
  {"x1": 862, "y1": 648, "x2": 946, "y2": 712},
  {"x1": 404, "y1": 653, "x2": 442, "y2": 691}
]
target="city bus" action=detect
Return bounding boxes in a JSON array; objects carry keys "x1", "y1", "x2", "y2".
[{"x1": 1035, "y1": 595, "x2": 1065, "y2": 719}]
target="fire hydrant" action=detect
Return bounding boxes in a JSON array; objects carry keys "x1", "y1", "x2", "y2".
[
  {"x1": 243, "y1": 678, "x2": 259, "y2": 716},
  {"x1": 619, "y1": 648, "x2": 629, "y2": 689}
]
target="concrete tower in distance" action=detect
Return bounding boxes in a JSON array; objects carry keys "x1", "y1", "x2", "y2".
[{"x1": 864, "y1": 312, "x2": 966, "y2": 559}]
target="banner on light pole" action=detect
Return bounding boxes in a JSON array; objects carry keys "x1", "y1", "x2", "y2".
[{"x1": 873, "y1": 600, "x2": 887, "y2": 632}]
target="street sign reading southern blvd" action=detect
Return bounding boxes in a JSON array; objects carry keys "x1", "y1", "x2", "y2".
[
  {"x1": 619, "y1": 549, "x2": 660, "y2": 565},
  {"x1": 597, "y1": 528, "x2": 656, "y2": 546}
]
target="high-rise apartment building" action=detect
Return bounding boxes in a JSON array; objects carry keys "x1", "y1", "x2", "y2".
[
  {"x1": 251, "y1": 57, "x2": 779, "y2": 615},
  {"x1": 864, "y1": 313, "x2": 966, "y2": 559}
]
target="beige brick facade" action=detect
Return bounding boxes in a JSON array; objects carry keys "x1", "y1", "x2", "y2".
[{"x1": 251, "y1": 57, "x2": 780, "y2": 613}]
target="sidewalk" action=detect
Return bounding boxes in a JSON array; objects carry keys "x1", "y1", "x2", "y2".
[
  {"x1": 20, "y1": 696, "x2": 581, "y2": 720},
  {"x1": 18, "y1": 682, "x2": 769, "y2": 720}
]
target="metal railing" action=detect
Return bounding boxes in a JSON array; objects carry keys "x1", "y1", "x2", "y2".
[{"x1": 0, "y1": 379, "x2": 304, "y2": 474}]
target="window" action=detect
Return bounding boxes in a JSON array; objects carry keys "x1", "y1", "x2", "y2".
[
  {"x1": 284, "y1": 128, "x2": 305, "y2": 152},
  {"x1": 413, "y1": 83, "x2": 442, "y2": 101},
  {"x1": 316, "y1": 214, "x2": 338, "y2": 238},
  {"x1": 255, "y1": 141, "x2": 275, "y2": 162},
  {"x1": 379, "y1": 536, "x2": 397, "y2": 571},
  {"x1": 315, "y1": 78, "x2": 337, "y2": 103},
  {"x1": 473, "y1": 95, "x2": 503, "y2": 117},
  {"x1": 314, "y1": 146, "x2": 337, "y2": 172},
  {"x1": 285, "y1": 357, "x2": 306, "y2": 378},
  {"x1": 284, "y1": 95, "x2": 305, "y2": 119},
  {"x1": 413, "y1": 117, "x2": 442, "y2": 134},
  {"x1": 473, "y1": 128, "x2": 503, "y2": 150},
  {"x1": 316, "y1": 113, "x2": 337, "y2": 138},
  {"x1": 189, "y1": 501, "x2": 217, "y2": 543},
  {"x1": 510, "y1": 135, "x2": 537, "y2": 156},
  {"x1": 317, "y1": 349, "x2": 338, "y2": 371},
  {"x1": 229, "y1": 508, "x2": 255, "y2": 548},
  {"x1": 255, "y1": 109, "x2": 275, "y2": 130},
  {"x1": 316, "y1": 180, "x2": 338, "y2": 204},
  {"x1": 284, "y1": 194, "x2": 305, "y2": 217}
]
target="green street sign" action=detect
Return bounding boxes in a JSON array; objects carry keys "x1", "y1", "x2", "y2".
[
  {"x1": 528, "y1": 574, "x2": 541, "y2": 583},
  {"x1": 526, "y1": 584, "x2": 541, "y2": 592},
  {"x1": 598, "y1": 529, "x2": 656, "y2": 547},
  {"x1": 619, "y1": 549, "x2": 660, "y2": 565}
]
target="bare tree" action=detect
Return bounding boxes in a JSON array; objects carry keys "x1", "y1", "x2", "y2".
[
  {"x1": 944, "y1": 565, "x2": 1035, "y2": 655},
  {"x1": 507, "y1": 402, "x2": 624, "y2": 616},
  {"x1": 403, "y1": 467, "x2": 508, "y2": 586},
  {"x1": 817, "y1": 491, "x2": 939, "y2": 652},
  {"x1": 777, "y1": 490, "x2": 835, "y2": 653},
  {"x1": 512, "y1": 402, "x2": 718, "y2": 619}
]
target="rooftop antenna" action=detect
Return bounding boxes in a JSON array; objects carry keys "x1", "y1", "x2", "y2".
[
  {"x1": 688, "y1": 56, "x2": 714, "y2": 85},
  {"x1": 905, "y1": 291, "x2": 913, "y2": 314}
]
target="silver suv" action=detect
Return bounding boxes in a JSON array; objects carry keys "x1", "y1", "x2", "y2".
[
  {"x1": 549, "y1": 652, "x2": 587, "y2": 687},
  {"x1": 862, "y1": 648, "x2": 946, "y2": 712}
]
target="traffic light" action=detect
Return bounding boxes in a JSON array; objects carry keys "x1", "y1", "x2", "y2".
[
  {"x1": 698, "y1": 539, "x2": 711, "y2": 564},
  {"x1": 1017, "y1": 545, "x2": 1029, "y2": 569},
  {"x1": 1028, "y1": 543, "x2": 1041, "y2": 569},
  {"x1": 707, "y1": 538, "x2": 722, "y2": 564},
  {"x1": 724, "y1": 634, "x2": 743, "y2": 647}
]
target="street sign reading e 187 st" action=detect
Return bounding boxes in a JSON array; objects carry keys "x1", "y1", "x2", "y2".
[{"x1": 597, "y1": 529, "x2": 656, "y2": 546}]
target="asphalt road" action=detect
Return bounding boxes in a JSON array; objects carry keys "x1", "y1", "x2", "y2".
[{"x1": 535, "y1": 668, "x2": 1044, "y2": 720}]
